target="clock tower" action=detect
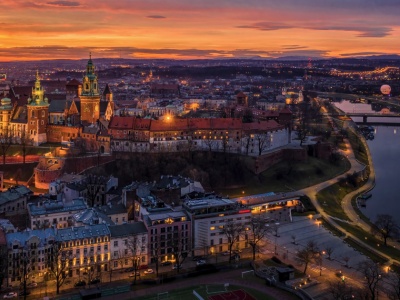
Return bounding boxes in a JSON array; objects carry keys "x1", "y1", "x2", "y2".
[
  {"x1": 27, "y1": 71, "x2": 49, "y2": 145},
  {"x1": 80, "y1": 54, "x2": 100, "y2": 124}
]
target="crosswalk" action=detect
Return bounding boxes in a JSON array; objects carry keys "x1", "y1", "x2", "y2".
[{"x1": 309, "y1": 264, "x2": 326, "y2": 273}]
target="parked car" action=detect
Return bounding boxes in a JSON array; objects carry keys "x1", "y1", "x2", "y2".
[
  {"x1": 139, "y1": 265, "x2": 149, "y2": 270},
  {"x1": 89, "y1": 278, "x2": 101, "y2": 284},
  {"x1": 143, "y1": 269, "x2": 154, "y2": 274},
  {"x1": 3, "y1": 292, "x2": 17, "y2": 299},
  {"x1": 192, "y1": 256, "x2": 205, "y2": 261},
  {"x1": 129, "y1": 271, "x2": 140, "y2": 277},
  {"x1": 221, "y1": 251, "x2": 230, "y2": 256},
  {"x1": 125, "y1": 267, "x2": 135, "y2": 272},
  {"x1": 74, "y1": 280, "x2": 86, "y2": 287},
  {"x1": 172, "y1": 264, "x2": 179, "y2": 270},
  {"x1": 27, "y1": 282, "x2": 38, "y2": 288},
  {"x1": 161, "y1": 260, "x2": 172, "y2": 266},
  {"x1": 196, "y1": 259, "x2": 206, "y2": 266}
]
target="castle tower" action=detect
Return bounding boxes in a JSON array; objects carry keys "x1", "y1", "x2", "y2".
[
  {"x1": 27, "y1": 71, "x2": 49, "y2": 145},
  {"x1": 80, "y1": 54, "x2": 100, "y2": 124}
]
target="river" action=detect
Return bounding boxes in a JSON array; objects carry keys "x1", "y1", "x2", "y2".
[{"x1": 334, "y1": 100, "x2": 400, "y2": 222}]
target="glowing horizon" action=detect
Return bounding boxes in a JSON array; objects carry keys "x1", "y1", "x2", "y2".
[{"x1": 0, "y1": 0, "x2": 399, "y2": 62}]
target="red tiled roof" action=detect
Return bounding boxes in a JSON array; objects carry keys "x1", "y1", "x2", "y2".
[
  {"x1": 109, "y1": 116, "x2": 135, "y2": 129},
  {"x1": 133, "y1": 118, "x2": 151, "y2": 130},
  {"x1": 67, "y1": 79, "x2": 82, "y2": 86},
  {"x1": 279, "y1": 107, "x2": 293, "y2": 114},
  {"x1": 242, "y1": 120, "x2": 283, "y2": 132}
]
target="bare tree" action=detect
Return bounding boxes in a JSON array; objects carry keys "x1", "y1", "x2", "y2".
[
  {"x1": 241, "y1": 134, "x2": 252, "y2": 155},
  {"x1": 385, "y1": 271, "x2": 400, "y2": 300},
  {"x1": 248, "y1": 216, "x2": 270, "y2": 260},
  {"x1": 150, "y1": 234, "x2": 162, "y2": 276},
  {"x1": 84, "y1": 174, "x2": 105, "y2": 207},
  {"x1": 327, "y1": 280, "x2": 356, "y2": 300},
  {"x1": 19, "y1": 130, "x2": 33, "y2": 164},
  {"x1": 126, "y1": 235, "x2": 145, "y2": 284},
  {"x1": 295, "y1": 240, "x2": 319, "y2": 274},
  {"x1": 357, "y1": 260, "x2": 384, "y2": 300},
  {"x1": 255, "y1": 132, "x2": 272, "y2": 156},
  {"x1": 170, "y1": 229, "x2": 190, "y2": 273},
  {"x1": 325, "y1": 246, "x2": 334, "y2": 260},
  {"x1": 0, "y1": 128, "x2": 13, "y2": 165},
  {"x1": 372, "y1": 214, "x2": 399, "y2": 246},
  {"x1": 222, "y1": 220, "x2": 245, "y2": 263},
  {"x1": 46, "y1": 242, "x2": 70, "y2": 295}
]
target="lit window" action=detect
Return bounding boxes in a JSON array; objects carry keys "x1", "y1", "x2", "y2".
[{"x1": 210, "y1": 226, "x2": 215, "y2": 230}]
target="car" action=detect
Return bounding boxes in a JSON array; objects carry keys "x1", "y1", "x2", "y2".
[
  {"x1": 139, "y1": 265, "x2": 149, "y2": 270},
  {"x1": 221, "y1": 251, "x2": 230, "y2": 256},
  {"x1": 196, "y1": 259, "x2": 206, "y2": 266},
  {"x1": 129, "y1": 271, "x2": 140, "y2": 277},
  {"x1": 18, "y1": 291, "x2": 30, "y2": 297},
  {"x1": 89, "y1": 278, "x2": 101, "y2": 284},
  {"x1": 233, "y1": 249, "x2": 242, "y2": 254},
  {"x1": 124, "y1": 267, "x2": 135, "y2": 272},
  {"x1": 230, "y1": 254, "x2": 240, "y2": 261},
  {"x1": 192, "y1": 256, "x2": 205, "y2": 261},
  {"x1": 161, "y1": 260, "x2": 172, "y2": 266},
  {"x1": 74, "y1": 280, "x2": 86, "y2": 287},
  {"x1": 3, "y1": 292, "x2": 17, "y2": 299},
  {"x1": 27, "y1": 282, "x2": 38, "y2": 288},
  {"x1": 143, "y1": 268, "x2": 154, "y2": 274}
]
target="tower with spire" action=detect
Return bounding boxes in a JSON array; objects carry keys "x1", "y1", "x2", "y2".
[
  {"x1": 80, "y1": 53, "x2": 100, "y2": 124},
  {"x1": 27, "y1": 71, "x2": 49, "y2": 145}
]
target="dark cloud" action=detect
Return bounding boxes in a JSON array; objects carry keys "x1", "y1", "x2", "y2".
[
  {"x1": 46, "y1": 1, "x2": 80, "y2": 7},
  {"x1": 146, "y1": 15, "x2": 166, "y2": 19},
  {"x1": 339, "y1": 52, "x2": 389, "y2": 57},
  {"x1": 282, "y1": 45, "x2": 308, "y2": 50},
  {"x1": 237, "y1": 21, "x2": 392, "y2": 38},
  {"x1": 0, "y1": 45, "x2": 332, "y2": 61}
]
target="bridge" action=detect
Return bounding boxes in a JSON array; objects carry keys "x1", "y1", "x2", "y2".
[{"x1": 341, "y1": 112, "x2": 400, "y2": 124}]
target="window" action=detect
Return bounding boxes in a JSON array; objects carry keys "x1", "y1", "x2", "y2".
[{"x1": 114, "y1": 241, "x2": 118, "y2": 247}]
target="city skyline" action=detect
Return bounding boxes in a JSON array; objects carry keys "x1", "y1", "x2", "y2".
[{"x1": 0, "y1": 0, "x2": 399, "y2": 61}]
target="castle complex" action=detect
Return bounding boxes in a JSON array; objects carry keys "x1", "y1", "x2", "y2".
[{"x1": 0, "y1": 57, "x2": 292, "y2": 155}]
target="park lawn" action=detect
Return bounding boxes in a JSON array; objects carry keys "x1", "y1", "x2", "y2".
[
  {"x1": 334, "y1": 219, "x2": 400, "y2": 262},
  {"x1": 317, "y1": 183, "x2": 353, "y2": 221},
  {"x1": 0, "y1": 162, "x2": 36, "y2": 182},
  {"x1": 6, "y1": 145, "x2": 52, "y2": 156},
  {"x1": 217, "y1": 156, "x2": 350, "y2": 198}
]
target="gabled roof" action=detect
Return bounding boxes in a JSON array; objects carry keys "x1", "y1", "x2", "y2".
[
  {"x1": 49, "y1": 99, "x2": 67, "y2": 113},
  {"x1": 109, "y1": 116, "x2": 135, "y2": 130},
  {"x1": 11, "y1": 106, "x2": 28, "y2": 123},
  {"x1": 66, "y1": 79, "x2": 81, "y2": 86},
  {"x1": 242, "y1": 120, "x2": 283, "y2": 132},
  {"x1": 102, "y1": 83, "x2": 112, "y2": 96}
]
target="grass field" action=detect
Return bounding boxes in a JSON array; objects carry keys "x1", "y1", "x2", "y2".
[
  {"x1": 217, "y1": 156, "x2": 350, "y2": 198},
  {"x1": 317, "y1": 183, "x2": 353, "y2": 221}
]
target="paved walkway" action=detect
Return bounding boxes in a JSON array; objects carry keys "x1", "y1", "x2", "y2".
[{"x1": 102, "y1": 268, "x2": 299, "y2": 300}]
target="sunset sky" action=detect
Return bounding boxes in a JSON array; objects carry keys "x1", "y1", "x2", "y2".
[{"x1": 0, "y1": 0, "x2": 399, "y2": 61}]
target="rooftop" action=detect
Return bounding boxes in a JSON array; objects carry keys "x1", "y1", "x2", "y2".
[
  {"x1": 57, "y1": 224, "x2": 110, "y2": 242},
  {"x1": 28, "y1": 198, "x2": 87, "y2": 216},
  {"x1": 108, "y1": 222, "x2": 147, "y2": 238}
]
